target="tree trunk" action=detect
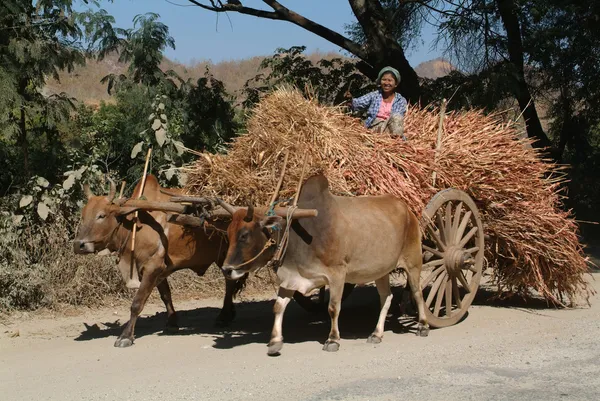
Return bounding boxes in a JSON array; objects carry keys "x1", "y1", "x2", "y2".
[
  {"x1": 186, "y1": 0, "x2": 422, "y2": 103},
  {"x1": 349, "y1": 0, "x2": 421, "y2": 103},
  {"x1": 495, "y1": 0, "x2": 553, "y2": 151}
]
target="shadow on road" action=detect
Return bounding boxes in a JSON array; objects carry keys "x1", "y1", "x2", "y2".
[{"x1": 74, "y1": 286, "x2": 419, "y2": 349}]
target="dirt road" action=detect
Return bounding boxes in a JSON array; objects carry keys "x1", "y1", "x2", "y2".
[{"x1": 2, "y1": 274, "x2": 599, "y2": 401}]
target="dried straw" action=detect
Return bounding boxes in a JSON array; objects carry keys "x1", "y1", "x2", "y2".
[{"x1": 184, "y1": 87, "x2": 592, "y2": 305}]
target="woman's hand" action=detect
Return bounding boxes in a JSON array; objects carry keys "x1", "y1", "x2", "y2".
[{"x1": 343, "y1": 91, "x2": 353, "y2": 108}]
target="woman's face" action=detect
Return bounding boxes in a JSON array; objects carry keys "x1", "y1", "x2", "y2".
[{"x1": 380, "y1": 73, "x2": 397, "y2": 94}]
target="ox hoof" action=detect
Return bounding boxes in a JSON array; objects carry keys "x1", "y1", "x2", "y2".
[
  {"x1": 164, "y1": 324, "x2": 179, "y2": 334},
  {"x1": 114, "y1": 337, "x2": 134, "y2": 348},
  {"x1": 322, "y1": 340, "x2": 340, "y2": 352},
  {"x1": 267, "y1": 341, "x2": 283, "y2": 356},
  {"x1": 367, "y1": 334, "x2": 382, "y2": 344},
  {"x1": 416, "y1": 324, "x2": 430, "y2": 337}
]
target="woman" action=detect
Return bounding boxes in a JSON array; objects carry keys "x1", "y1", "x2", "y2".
[{"x1": 347, "y1": 66, "x2": 407, "y2": 139}]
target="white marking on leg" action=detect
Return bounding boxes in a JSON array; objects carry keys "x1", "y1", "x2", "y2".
[
  {"x1": 270, "y1": 287, "x2": 293, "y2": 344},
  {"x1": 372, "y1": 275, "x2": 393, "y2": 339}
]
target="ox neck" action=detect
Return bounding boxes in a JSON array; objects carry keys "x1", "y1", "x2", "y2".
[{"x1": 106, "y1": 217, "x2": 134, "y2": 255}]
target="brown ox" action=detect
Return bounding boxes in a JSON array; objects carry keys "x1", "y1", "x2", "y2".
[
  {"x1": 73, "y1": 175, "x2": 243, "y2": 347},
  {"x1": 221, "y1": 175, "x2": 429, "y2": 355}
]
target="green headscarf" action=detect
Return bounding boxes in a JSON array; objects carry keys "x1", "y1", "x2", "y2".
[{"x1": 377, "y1": 66, "x2": 401, "y2": 85}]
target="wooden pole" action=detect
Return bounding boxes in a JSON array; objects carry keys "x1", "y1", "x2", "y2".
[
  {"x1": 118, "y1": 181, "x2": 126, "y2": 199},
  {"x1": 129, "y1": 147, "x2": 152, "y2": 283},
  {"x1": 269, "y1": 150, "x2": 289, "y2": 206},
  {"x1": 432, "y1": 99, "x2": 447, "y2": 188},
  {"x1": 293, "y1": 153, "x2": 309, "y2": 207}
]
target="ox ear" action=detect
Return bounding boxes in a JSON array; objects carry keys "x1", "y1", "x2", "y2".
[{"x1": 260, "y1": 215, "x2": 284, "y2": 230}]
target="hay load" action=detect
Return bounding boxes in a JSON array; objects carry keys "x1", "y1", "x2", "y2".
[{"x1": 185, "y1": 87, "x2": 591, "y2": 305}]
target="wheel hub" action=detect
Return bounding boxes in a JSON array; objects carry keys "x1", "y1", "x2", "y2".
[{"x1": 444, "y1": 247, "x2": 468, "y2": 275}]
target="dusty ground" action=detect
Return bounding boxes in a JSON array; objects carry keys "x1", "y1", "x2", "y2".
[{"x1": 1, "y1": 272, "x2": 599, "y2": 401}]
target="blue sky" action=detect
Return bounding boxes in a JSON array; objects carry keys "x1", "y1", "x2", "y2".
[{"x1": 97, "y1": 0, "x2": 442, "y2": 65}]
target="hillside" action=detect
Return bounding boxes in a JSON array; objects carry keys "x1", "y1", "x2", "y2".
[{"x1": 45, "y1": 53, "x2": 454, "y2": 105}]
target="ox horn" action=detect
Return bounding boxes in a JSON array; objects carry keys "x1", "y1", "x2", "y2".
[
  {"x1": 244, "y1": 202, "x2": 254, "y2": 222},
  {"x1": 216, "y1": 198, "x2": 236, "y2": 215},
  {"x1": 83, "y1": 184, "x2": 93, "y2": 199},
  {"x1": 106, "y1": 177, "x2": 117, "y2": 202}
]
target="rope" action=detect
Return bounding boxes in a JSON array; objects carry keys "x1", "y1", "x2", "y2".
[
  {"x1": 228, "y1": 238, "x2": 277, "y2": 271},
  {"x1": 266, "y1": 197, "x2": 294, "y2": 216}
]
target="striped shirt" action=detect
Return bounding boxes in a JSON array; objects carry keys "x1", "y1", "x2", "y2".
[{"x1": 351, "y1": 90, "x2": 407, "y2": 128}]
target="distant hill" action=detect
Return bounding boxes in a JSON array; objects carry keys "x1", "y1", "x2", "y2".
[
  {"x1": 414, "y1": 58, "x2": 455, "y2": 79},
  {"x1": 45, "y1": 53, "x2": 455, "y2": 105}
]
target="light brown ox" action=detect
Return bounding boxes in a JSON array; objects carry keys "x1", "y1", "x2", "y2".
[
  {"x1": 73, "y1": 175, "x2": 244, "y2": 347},
  {"x1": 221, "y1": 175, "x2": 429, "y2": 355}
]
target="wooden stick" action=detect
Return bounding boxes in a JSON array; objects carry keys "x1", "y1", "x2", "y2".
[
  {"x1": 432, "y1": 99, "x2": 447, "y2": 188},
  {"x1": 293, "y1": 153, "x2": 309, "y2": 207},
  {"x1": 116, "y1": 202, "x2": 318, "y2": 219},
  {"x1": 118, "y1": 181, "x2": 126, "y2": 199},
  {"x1": 269, "y1": 150, "x2": 289, "y2": 206},
  {"x1": 130, "y1": 147, "x2": 152, "y2": 281},
  {"x1": 168, "y1": 196, "x2": 212, "y2": 204}
]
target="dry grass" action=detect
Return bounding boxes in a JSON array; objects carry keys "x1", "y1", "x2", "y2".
[{"x1": 185, "y1": 87, "x2": 592, "y2": 306}]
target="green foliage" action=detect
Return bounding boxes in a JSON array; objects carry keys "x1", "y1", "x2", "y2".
[
  {"x1": 130, "y1": 93, "x2": 188, "y2": 186},
  {"x1": 242, "y1": 46, "x2": 371, "y2": 109},
  {"x1": 100, "y1": 12, "x2": 177, "y2": 93},
  {"x1": 182, "y1": 69, "x2": 240, "y2": 153}
]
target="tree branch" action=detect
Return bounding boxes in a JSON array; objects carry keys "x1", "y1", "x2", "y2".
[
  {"x1": 186, "y1": 0, "x2": 368, "y2": 59},
  {"x1": 186, "y1": 0, "x2": 282, "y2": 19}
]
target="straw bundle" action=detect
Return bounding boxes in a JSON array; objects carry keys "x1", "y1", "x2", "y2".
[{"x1": 185, "y1": 87, "x2": 592, "y2": 305}]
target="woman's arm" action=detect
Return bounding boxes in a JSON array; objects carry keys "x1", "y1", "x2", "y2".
[
  {"x1": 391, "y1": 95, "x2": 407, "y2": 116},
  {"x1": 351, "y1": 92, "x2": 375, "y2": 112}
]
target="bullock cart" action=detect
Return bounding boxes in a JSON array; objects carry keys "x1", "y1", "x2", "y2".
[{"x1": 115, "y1": 183, "x2": 484, "y2": 330}]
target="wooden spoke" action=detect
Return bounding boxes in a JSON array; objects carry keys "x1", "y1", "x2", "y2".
[
  {"x1": 435, "y1": 212, "x2": 448, "y2": 246},
  {"x1": 423, "y1": 258, "x2": 445, "y2": 270},
  {"x1": 458, "y1": 226, "x2": 478, "y2": 248},
  {"x1": 426, "y1": 271, "x2": 447, "y2": 308},
  {"x1": 422, "y1": 264, "x2": 445, "y2": 288},
  {"x1": 433, "y1": 273, "x2": 447, "y2": 317},
  {"x1": 445, "y1": 279, "x2": 453, "y2": 317},
  {"x1": 444, "y1": 202, "x2": 453, "y2": 244},
  {"x1": 426, "y1": 224, "x2": 446, "y2": 251},
  {"x1": 422, "y1": 245, "x2": 444, "y2": 259},
  {"x1": 452, "y1": 278, "x2": 462, "y2": 309},
  {"x1": 465, "y1": 246, "x2": 479, "y2": 254},
  {"x1": 455, "y1": 210, "x2": 472, "y2": 245},
  {"x1": 456, "y1": 270, "x2": 471, "y2": 293},
  {"x1": 451, "y1": 202, "x2": 463, "y2": 244},
  {"x1": 465, "y1": 269, "x2": 474, "y2": 282}
]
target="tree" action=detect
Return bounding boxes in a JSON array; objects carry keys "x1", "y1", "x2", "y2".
[
  {"x1": 100, "y1": 12, "x2": 176, "y2": 93},
  {"x1": 184, "y1": 0, "x2": 423, "y2": 103},
  {"x1": 0, "y1": 0, "x2": 119, "y2": 177}
]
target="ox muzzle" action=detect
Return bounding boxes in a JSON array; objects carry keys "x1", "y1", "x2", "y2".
[
  {"x1": 221, "y1": 264, "x2": 250, "y2": 281},
  {"x1": 73, "y1": 240, "x2": 95, "y2": 254}
]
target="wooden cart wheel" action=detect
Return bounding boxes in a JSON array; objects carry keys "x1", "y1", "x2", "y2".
[
  {"x1": 293, "y1": 284, "x2": 356, "y2": 314},
  {"x1": 420, "y1": 188, "x2": 485, "y2": 328}
]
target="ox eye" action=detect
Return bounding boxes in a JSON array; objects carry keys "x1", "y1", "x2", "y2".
[{"x1": 96, "y1": 213, "x2": 106, "y2": 220}]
